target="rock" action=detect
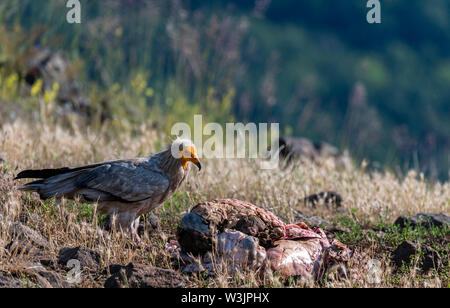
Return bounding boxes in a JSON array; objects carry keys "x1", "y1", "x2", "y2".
[
  {"x1": 279, "y1": 137, "x2": 343, "y2": 162},
  {"x1": 324, "y1": 225, "x2": 351, "y2": 235},
  {"x1": 392, "y1": 241, "x2": 418, "y2": 267},
  {"x1": 26, "y1": 263, "x2": 71, "y2": 288},
  {"x1": 279, "y1": 137, "x2": 318, "y2": 162},
  {"x1": 0, "y1": 271, "x2": 22, "y2": 288},
  {"x1": 303, "y1": 191, "x2": 343, "y2": 208},
  {"x1": 104, "y1": 263, "x2": 186, "y2": 288},
  {"x1": 421, "y1": 246, "x2": 441, "y2": 272},
  {"x1": 18, "y1": 212, "x2": 41, "y2": 225},
  {"x1": 137, "y1": 212, "x2": 161, "y2": 236},
  {"x1": 0, "y1": 265, "x2": 70, "y2": 288},
  {"x1": 7, "y1": 222, "x2": 50, "y2": 255},
  {"x1": 295, "y1": 211, "x2": 331, "y2": 227},
  {"x1": 394, "y1": 214, "x2": 450, "y2": 229},
  {"x1": 391, "y1": 240, "x2": 441, "y2": 272},
  {"x1": 24, "y1": 50, "x2": 92, "y2": 117},
  {"x1": 176, "y1": 212, "x2": 212, "y2": 255},
  {"x1": 314, "y1": 141, "x2": 341, "y2": 157},
  {"x1": 57, "y1": 246, "x2": 101, "y2": 270},
  {"x1": 173, "y1": 229, "x2": 267, "y2": 274}
]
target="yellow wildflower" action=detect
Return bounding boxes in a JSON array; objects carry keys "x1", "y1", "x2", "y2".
[{"x1": 31, "y1": 79, "x2": 43, "y2": 96}]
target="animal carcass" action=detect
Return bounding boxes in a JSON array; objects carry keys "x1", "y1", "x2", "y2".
[{"x1": 168, "y1": 199, "x2": 352, "y2": 279}]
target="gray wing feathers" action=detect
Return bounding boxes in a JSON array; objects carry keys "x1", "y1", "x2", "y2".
[
  {"x1": 20, "y1": 160, "x2": 169, "y2": 203},
  {"x1": 75, "y1": 162, "x2": 169, "y2": 202},
  {"x1": 20, "y1": 169, "x2": 87, "y2": 199}
]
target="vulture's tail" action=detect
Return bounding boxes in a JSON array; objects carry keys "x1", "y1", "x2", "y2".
[
  {"x1": 15, "y1": 167, "x2": 88, "y2": 200},
  {"x1": 15, "y1": 167, "x2": 77, "y2": 180}
]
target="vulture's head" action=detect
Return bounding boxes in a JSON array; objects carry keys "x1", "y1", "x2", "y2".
[{"x1": 171, "y1": 138, "x2": 201, "y2": 171}]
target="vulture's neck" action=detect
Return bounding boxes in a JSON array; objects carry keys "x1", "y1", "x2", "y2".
[{"x1": 158, "y1": 148, "x2": 185, "y2": 179}]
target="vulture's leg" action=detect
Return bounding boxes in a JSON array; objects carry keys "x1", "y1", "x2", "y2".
[
  {"x1": 113, "y1": 212, "x2": 150, "y2": 249},
  {"x1": 129, "y1": 215, "x2": 152, "y2": 249},
  {"x1": 130, "y1": 216, "x2": 143, "y2": 245}
]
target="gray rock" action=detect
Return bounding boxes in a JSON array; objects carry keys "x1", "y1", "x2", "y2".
[
  {"x1": 394, "y1": 213, "x2": 450, "y2": 229},
  {"x1": 7, "y1": 222, "x2": 50, "y2": 255},
  {"x1": 26, "y1": 264, "x2": 71, "y2": 288},
  {"x1": 314, "y1": 141, "x2": 341, "y2": 157},
  {"x1": 105, "y1": 263, "x2": 186, "y2": 288},
  {"x1": 18, "y1": 212, "x2": 41, "y2": 225},
  {"x1": 176, "y1": 212, "x2": 212, "y2": 255},
  {"x1": 279, "y1": 137, "x2": 343, "y2": 162},
  {"x1": 0, "y1": 265, "x2": 70, "y2": 288},
  {"x1": 0, "y1": 271, "x2": 22, "y2": 288},
  {"x1": 57, "y1": 246, "x2": 101, "y2": 270},
  {"x1": 391, "y1": 240, "x2": 441, "y2": 272},
  {"x1": 24, "y1": 51, "x2": 92, "y2": 117},
  {"x1": 421, "y1": 246, "x2": 441, "y2": 272},
  {"x1": 295, "y1": 210, "x2": 331, "y2": 227},
  {"x1": 279, "y1": 137, "x2": 318, "y2": 162}
]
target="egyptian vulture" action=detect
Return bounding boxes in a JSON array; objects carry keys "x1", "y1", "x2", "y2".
[{"x1": 15, "y1": 138, "x2": 201, "y2": 244}]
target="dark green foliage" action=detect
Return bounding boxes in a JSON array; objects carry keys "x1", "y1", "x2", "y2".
[{"x1": 0, "y1": 0, "x2": 448, "y2": 180}]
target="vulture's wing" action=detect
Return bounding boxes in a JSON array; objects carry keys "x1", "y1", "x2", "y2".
[{"x1": 76, "y1": 162, "x2": 169, "y2": 203}]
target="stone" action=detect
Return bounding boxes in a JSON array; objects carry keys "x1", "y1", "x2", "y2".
[
  {"x1": 57, "y1": 246, "x2": 101, "y2": 270},
  {"x1": 391, "y1": 240, "x2": 441, "y2": 272},
  {"x1": 295, "y1": 211, "x2": 331, "y2": 227},
  {"x1": 176, "y1": 212, "x2": 212, "y2": 255},
  {"x1": 104, "y1": 263, "x2": 186, "y2": 288},
  {"x1": 394, "y1": 213, "x2": 450, "y2": 229},
  {"x1": 0, "y1": 265, "x2": 70, "y2": 288},
  {"x1": 0, "y1": 271, "x2": 22, "y2": 288},
  {"x1": 279, "y1": 137, "x2": 318, "y2": 162},
  {"x1": 26, "y1": 263, "x2": 71, "y2": 288},
  {"x1": 7, "y1": 222, "x2": 50, "y2": 255}
]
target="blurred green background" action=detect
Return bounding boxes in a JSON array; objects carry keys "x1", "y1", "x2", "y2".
[{"x1": 0, "y1": 0, "x2": 449, "y2": 180}]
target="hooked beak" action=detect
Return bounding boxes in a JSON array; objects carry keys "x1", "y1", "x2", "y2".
[{"x1": 195, "y1": 161, "x2": 202, "y2": 171}]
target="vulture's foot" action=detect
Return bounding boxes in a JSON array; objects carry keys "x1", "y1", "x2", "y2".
[{"x1": 130, "y1": 226, "x2": 151, "y2": 250}]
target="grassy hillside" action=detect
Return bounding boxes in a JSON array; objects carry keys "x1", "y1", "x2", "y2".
[{"x1": 0, "y1": 120, "x2": 449, "y2": 287}]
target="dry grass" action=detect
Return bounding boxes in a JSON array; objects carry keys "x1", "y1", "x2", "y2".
[{"x1": 0, "y1": 120, "x2": 449, "y2": 288}]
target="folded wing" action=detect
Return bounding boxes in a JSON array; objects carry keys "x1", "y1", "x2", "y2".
[
  {"x1": 18, "y1": 161, "x2": 169, "y2": 203},
  {"x1": 76, "y1": 162, "x2": 169, "y2": 202}
]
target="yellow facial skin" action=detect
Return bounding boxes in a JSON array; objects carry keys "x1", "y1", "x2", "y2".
[{"x1": 180, "y1": 146, "x2": 201, "y2": 171}]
